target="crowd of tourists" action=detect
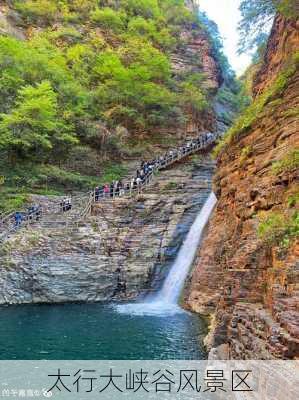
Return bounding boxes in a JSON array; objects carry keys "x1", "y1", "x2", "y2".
[
  {"x1": 92, "y1": 132, "x2": 215, "y2": 202},
  {"x1": 4, "y1": 132, "x2": 215, "y2": 231},
  {"x1": 10, "y1": 198, "x2": 72, "y2": 230},
  {"x1": 14, "y1": 205, "x2": 42, "y2": 228}
]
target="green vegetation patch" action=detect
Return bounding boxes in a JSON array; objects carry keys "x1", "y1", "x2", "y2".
[
  {"x1": 284, "y1": 107, "x2": 299, "y2": 118},
  {"x1": 258, "y1": 210, "x2": 299, "y2": 248},
  {"x1": 272, "y1": 149, "x2": 299, "y2": 175},
  {"x1": 98, "y1": 163, "x2": 128, "y2": 185},
  {"x1": 239, "y1": 145, "x2": 253, "y2": 166},
  {"x1": 288, "y1": 192, "x2": 299, "y2": 208},
  {"x1": 164, "y1": 181, "x2": 178, "y2": 190},
  {"x1": 276, "y1": 0, "x2": 299, "y2": 18},
  {"x1": 0, "y1": 161, "x2": 128, "y2": 212},
  {"x1": 1, "y1": 0, "x2": 216, "y2": 211},
  {"x1": 214, "y1": 52, "x2": 299, "y2": 157}
]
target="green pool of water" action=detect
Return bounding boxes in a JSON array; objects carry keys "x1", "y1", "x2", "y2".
[{"x1": 0, "y1": 303, "x2": 207, "y2": 359}]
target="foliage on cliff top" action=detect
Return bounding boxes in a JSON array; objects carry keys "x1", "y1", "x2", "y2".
[
  {"x1": 0, "y1": 1, "x2": 209, "y2": 162},
  {"x1": 238, "y1": 0, "x2": 299, "y2": 54},
  {"x1": 276, "y1": 0, "x2": 299, "y2": 18},
  {"x1": 0, "y1": 0, "x2": 216, "y2": 210},
  {"x1": 213, "y1": 52, "x2": 299, "y2": 157}
]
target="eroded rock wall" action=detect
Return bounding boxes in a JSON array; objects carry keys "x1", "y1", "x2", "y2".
[
  {"x1": 170, "y1": 1, "x2": 222, "y2": 136},
  {"x1": 0, "y1": 1, "x2": 25, "y2": 39},
  {"x1": 0, "y1": 155, "x2": 214, "y2": 304},
  {"x1": 253, "y1": 14, "x2": 299, "y2": 97},
  {"x1": 186, "y1": 14, "x2": 299, "y2": 359}
]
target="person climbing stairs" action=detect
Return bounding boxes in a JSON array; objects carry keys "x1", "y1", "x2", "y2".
[{"x1": 0, "y1": 131, "x2": 218, "y2": 242}]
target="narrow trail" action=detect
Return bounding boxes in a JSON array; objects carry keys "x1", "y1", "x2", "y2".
[
  {"x1": 0, "y1": 132, "x2": 217, "y2": 243},
  {"x1": 0, "y1": 140, "x2": 216, "y2": 306}
]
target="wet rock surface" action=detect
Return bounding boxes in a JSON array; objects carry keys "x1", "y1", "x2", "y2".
[{"x1": 0, "y1": 155, "x2": 215, "y2": 304}]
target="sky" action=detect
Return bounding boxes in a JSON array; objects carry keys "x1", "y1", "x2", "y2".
[{"x1": 197, "y1": 0, "x2": 252, "y2": 75}]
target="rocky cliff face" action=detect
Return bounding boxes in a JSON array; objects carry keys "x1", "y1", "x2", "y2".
[
  {"x1": 0, "y1": 155, "x2": 214, "y2": 304},
  {"x1": 170, "y1": 24, "x2": 222, "y2": 136},
  {"x1": 0, "y1": 1, "x2": 222, "y2": 306},
  {"x1": 253, "y1": 15, "x2": 299, "y2": 97},
  {"x1": 0, "y1": 2, "x2": 25, "y2": 39},
  {"x1": 186, "y1": 14, "x2": 299, "y2": 359},
  {"x1": 0, "y1": 0, "x2": 222, "y2": 141}
]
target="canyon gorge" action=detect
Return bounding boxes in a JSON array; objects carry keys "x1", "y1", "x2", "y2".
[
  {"x1": 0, "y1": 1, "x2": 298, "y2": 360},
  {"x1": 186, "y1": 13, "x2": 299, "y2": 359}
]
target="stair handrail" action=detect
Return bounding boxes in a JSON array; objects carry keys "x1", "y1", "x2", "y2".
[
  {"x1": 87, "y1": 132, "x2": 216, "y2": 209},
  {"x1": 0, "y1": 210, "x2": 16, "y2": 226},
  {"x1": 1, "y1": 132, "x2": 217, "y2": 238}
]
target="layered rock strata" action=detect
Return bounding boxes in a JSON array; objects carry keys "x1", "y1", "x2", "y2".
[
  {"x1": 0, "y1": 156, "x2": 215, "y2": 304},
  {"x1": 186, "y1": 14, "x2": 299, "y2": 359}
]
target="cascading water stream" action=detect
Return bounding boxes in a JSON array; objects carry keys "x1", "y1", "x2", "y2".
[
  {"x1": 116, "y1": 192, "x2": 217, "y2": 316},
  {"x1": 154, "y1": 192, "x2": 217, "y2": 304}
]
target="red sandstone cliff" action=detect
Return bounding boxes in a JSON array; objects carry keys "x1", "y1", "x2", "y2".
[
  {"x1": 170, "y1": 25, "x2": 222, "y2": 137},
  {"x1": 167, "y1": 0, "x2": 222, "y2": 137},
  {"x1": 186, "y1": 14, "x2": 299, "y2": 359},
  {"x1": 254, "y1": 15, "x2": 299, "y2": 96}
]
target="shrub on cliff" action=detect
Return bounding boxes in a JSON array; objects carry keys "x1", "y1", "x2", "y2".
[
  {"x1": 91, "y1": 7, "x2": 126, "y2": 32},
  {"x1": 13, "y1": 0, "x2": 59, "y2": 24},
  {"x1": 120, "y1": 0, "x2": 161, "y2": 19},
  {"x1": 258, "y1": 211, "x2": 299, "y2": 247},
  {"x1": 213, "y1": 52, "x2": 299, "y2": 157},
  {"x1": 0, "y1": 80, "x2": 77, "y2": 160},
  {"x1": 238, "y1": 0, "x2": 299, "y2": 54},
  {"x1": 272, "y1": 150, "x2": 299, "y2": 175}
]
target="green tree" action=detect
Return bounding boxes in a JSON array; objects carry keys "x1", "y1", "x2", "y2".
[
  {"x1": 127, "y1": 17, "x2": 175, "y2": 49},
  {"x1": 180, "y1": 82, "x2": 208, "y2": 113},
  {"x1": 13, "y1": 0, "x2": 59, "y2": 24},
  {"x1": 91, "y1": 7, "x2": 126, "y2": 32},
  {"x1": 120, "y1": 0, "x2": 160, "y2": 19},
  {"x1": 238, "y1": 0, "x2": 299, "y2": 54},
  {"x1": 0, "y1": 81, "x2": 76, "y2": 159}
]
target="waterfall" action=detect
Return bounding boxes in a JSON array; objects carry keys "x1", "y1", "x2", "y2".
[
  {"x1": 154, "y1": 192, "x2": 217, "y2": 304},
  {"x1": 116, "y1": 192, "x2": 217, "y2": 316}
]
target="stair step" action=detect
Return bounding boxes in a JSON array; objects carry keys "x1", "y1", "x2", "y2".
[{"x1": 0, "y1": 135, "x2": 216, "y2": 238}]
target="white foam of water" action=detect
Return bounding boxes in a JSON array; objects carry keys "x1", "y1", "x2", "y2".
[
  {"x1": 154, "y1": 192, "x2": 217, "y2": 304},
  {"x1": 116, "y1": 192, "x2": 217, "y2": 317},
  {"x1": 115, "y1": 301, "x2": 183, "y2": 317}
]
